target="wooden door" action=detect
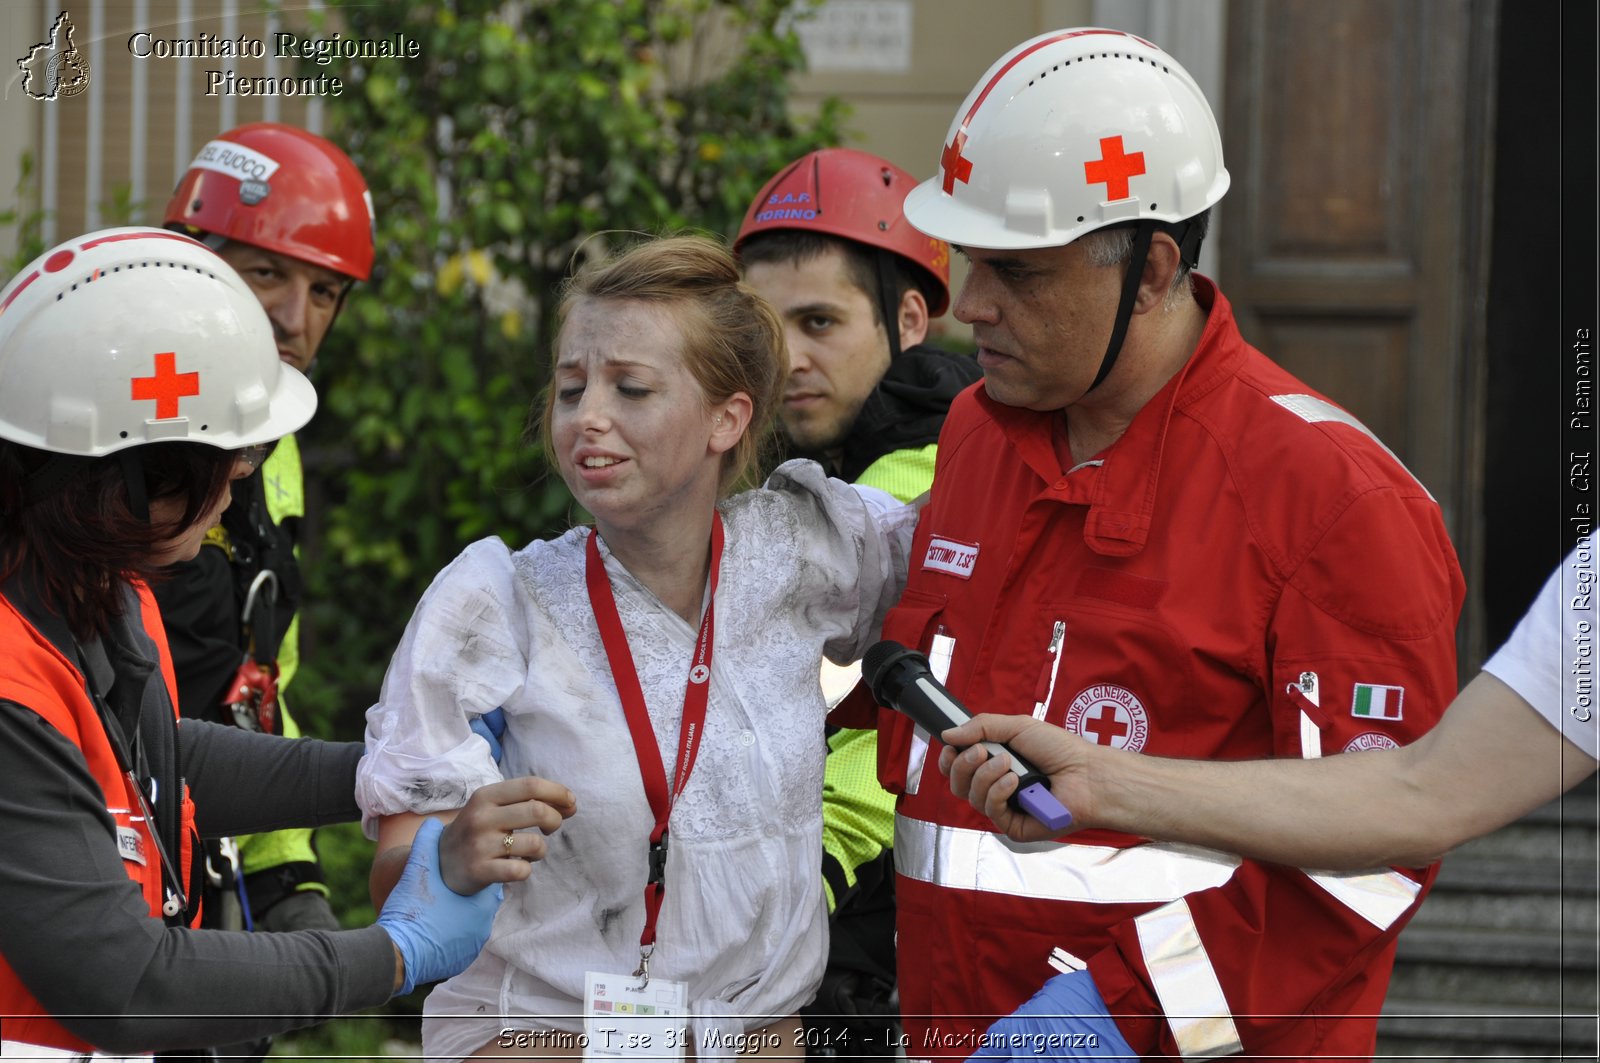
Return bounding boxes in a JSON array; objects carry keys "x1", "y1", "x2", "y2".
[{"x1": 1219, "y1": 0, "x2": 1498, "y2": 664}]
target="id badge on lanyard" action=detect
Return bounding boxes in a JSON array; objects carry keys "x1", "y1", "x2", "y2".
[
  {"x1": 581, "y1": 516, "x2": 722, "y2": 1062},
  {"x1": 583, "y1": 970, "x2": 689, "y2": 1061}
]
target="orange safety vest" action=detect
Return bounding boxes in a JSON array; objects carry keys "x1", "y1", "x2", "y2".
[{"x1": 0, "y1": 580, "x2": 200, "y2": 1056}]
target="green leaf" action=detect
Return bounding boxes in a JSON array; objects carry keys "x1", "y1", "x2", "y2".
[{"x1": 494, "y1": 201, "x2": 523, "y2": 234}]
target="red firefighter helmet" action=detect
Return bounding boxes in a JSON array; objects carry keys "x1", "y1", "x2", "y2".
[
  {"x1": 735, "y1": 148, "x2": 950, "y2": 316},
  {"x1": 164, "y1": 122, "x2": 373, "y2": 281}
]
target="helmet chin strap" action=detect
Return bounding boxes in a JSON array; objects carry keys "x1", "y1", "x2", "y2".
[
  {"x1": 118, "y1": 449, "x2": 150, "y2": 523},
  {"x1": 874, "y1": 248, "x2": 903, "y2": 361},
  {"x1": 327, "y1": 277, "x2": 358, "y2": 345},
  {"x1": 1084, "y1": 217, "x2": 1205, "y2": 394},
  {"x1": 1086, "y1": 221, "x2": 1157, "y2": 393}
]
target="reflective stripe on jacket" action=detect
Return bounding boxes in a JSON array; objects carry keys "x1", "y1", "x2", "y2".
[{"x1": 852, "y1": 278, "x2": 1463, "y2": 1060}]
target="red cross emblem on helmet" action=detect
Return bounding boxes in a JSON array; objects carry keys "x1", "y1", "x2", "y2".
[
  {"x1": 1084, "y1": 136, "x2": 1146, "y2": 202},
  {"x1": 130, "y1": 351, "x2": 200, "y2": 420},
  {"x1": 940, "y1": 130, "x2": 975, "y2": 195}
]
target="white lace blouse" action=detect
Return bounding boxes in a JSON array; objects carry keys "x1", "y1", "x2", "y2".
[{"x1": 356, "y1": 461, "x2": 916, "y2": 1060}]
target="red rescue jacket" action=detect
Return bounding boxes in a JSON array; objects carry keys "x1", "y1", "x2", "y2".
[
  {"x1": 837, "y1": 279, "x2": 1465, "y2": 1061},
  {"x1": 0, "y1": 580, "x2": 200, "y2": 1056}
]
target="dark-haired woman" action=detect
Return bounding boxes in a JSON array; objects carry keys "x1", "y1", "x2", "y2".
[{"x1": 0, "y1": 228, "x2": 573, "y2": 1058}]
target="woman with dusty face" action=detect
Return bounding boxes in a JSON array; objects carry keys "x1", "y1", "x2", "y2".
[
  {"x1": 361, "y1": 236, "x2": 918, "y2": 1063},
  {"x1": 550, "y1": 295, "x2": 750, "y2": 615}
]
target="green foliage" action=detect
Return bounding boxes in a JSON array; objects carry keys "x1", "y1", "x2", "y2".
[
  {"x1": 97, "y1": 180, "x2": 146, "y2": 228},
  {"x1": 1, "y1": 151, "x2": 142, "y2": 274},
  {"x1": 292, "y1": 0, "x2": 845, "y2": 747},
  {"x1": 1, "y1": 152, "x2": 50, "y2": 274},
  {"x1": 269, "y1": 1006, "x2": 415, "y2": 1059}
]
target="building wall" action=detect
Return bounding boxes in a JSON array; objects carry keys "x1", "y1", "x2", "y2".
[
  {"x1": 2, "y1": 0, "x2": 1230, "y2": 342},
  {"x1": 2, "y1": 0, "x2": 328, "y2": 258}
]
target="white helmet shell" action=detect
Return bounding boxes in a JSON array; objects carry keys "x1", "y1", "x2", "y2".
[
  {"x1": 904, "y1": 28, "x2": 1230, "y2": 250},
  {"x1": 0, "y1": 227, "x2": 315, "y2": 457}
]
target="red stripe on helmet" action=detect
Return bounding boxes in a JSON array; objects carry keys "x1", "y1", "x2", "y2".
[
  {"x1": 959, "y1": 29, "x2": 1151, "y2": 132},
  {"x1": 0, "y1": 270, "x2": 40, "y2": 318},
  {"x1": 81, "y1": 230, "x2": 207, "y2": 254}
]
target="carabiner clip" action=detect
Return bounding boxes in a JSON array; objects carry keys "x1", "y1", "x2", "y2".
[{"x1": 632, "y1": 945, "x2": 653, "y2": 990}]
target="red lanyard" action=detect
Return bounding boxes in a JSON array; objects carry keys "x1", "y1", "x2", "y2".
[{"x1": 584, "y1": 513, "x2": 723, "y2": 952}]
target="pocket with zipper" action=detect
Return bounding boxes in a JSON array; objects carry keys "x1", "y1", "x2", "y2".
[{"x1": 1031, "y1": 620, "x2": 1067, "y2": 722}]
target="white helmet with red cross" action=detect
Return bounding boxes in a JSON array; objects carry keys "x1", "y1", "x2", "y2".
[
  {"x1": 0, "y1": 227, "x2": 315, "y2": 457},
  {"x1": 904, "y1": 27, "x2": 1229, "y2": 250}
]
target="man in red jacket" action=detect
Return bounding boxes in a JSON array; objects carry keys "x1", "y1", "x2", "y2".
[{"x1": 835, "y1": 28, "x2": 1465, "y2": 1061}]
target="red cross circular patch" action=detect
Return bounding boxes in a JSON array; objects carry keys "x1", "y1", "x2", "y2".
[
  {"x1": 1064, "y1": 684, "x2": 1149, "y2": 752},
  {"x1": 1343, "y1": 732, "x2": 1399, "y2": 753}
]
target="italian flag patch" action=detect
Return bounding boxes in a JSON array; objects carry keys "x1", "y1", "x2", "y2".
[{"x1": 1351, "y1": 683, "x2": 1404, "y2": 721}]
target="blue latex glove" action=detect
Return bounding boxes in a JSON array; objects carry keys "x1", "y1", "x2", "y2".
[
  {"x1": 375, "y1": 816, "x2": 502, "y2": 996},
  {"x1": 969, "y1": 970, "x2": 1137, "y2": 1061},
  {"x1": 470, "y1": 707, "x2": 507, "y2": 764}
]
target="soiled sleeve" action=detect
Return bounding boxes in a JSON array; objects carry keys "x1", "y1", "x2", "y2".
[
  {"x1": 355, "y1": 538, "x2": 529, "y2": 837},
  {"x1": 762, "y1": 459, "x2": 918, "y2": 664}
]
